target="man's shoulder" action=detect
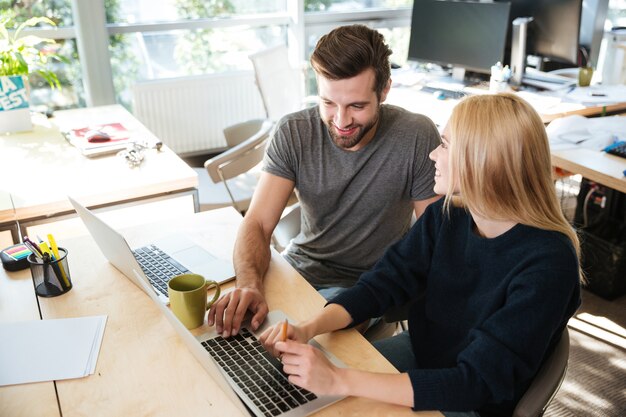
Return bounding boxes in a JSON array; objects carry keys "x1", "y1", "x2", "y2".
[
  {"x1": 277, "y1": 106, "x2": 320, "y2": 127},
  {"x1": 271, "y1": 106, "x2": 322, "y2": 146},
  {"x1": 382, "y1": 104, "x2": 436, "y2": 128}
]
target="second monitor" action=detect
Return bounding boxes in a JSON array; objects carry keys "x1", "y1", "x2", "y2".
[{"x1": 408, "y1": 0, "x2": 512, "y2": 79}]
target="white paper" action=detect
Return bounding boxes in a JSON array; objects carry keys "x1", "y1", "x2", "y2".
[
  {"x1": 562, "y1": 85, "x2": 626, "y2": 106},
  {"x1": 546, "y1": 114, "x2": 626, "y2": 151},
  {"x1": 0, "y1": 315, "x2": 107, "y2": 386}
]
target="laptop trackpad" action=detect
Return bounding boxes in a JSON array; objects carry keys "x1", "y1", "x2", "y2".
[
  {"x1": 173, "y1": 246, "x2": 235, "y2": 283},
  {"x1": 173, "y1": 245, "x2": 215, "y2": 267}
]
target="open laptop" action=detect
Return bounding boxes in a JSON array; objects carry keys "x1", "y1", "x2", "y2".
[
  {"x1": 69, "y1": 196, "x2": 235, "y2": 303},
  {"x1": 131, "y1": 269, "x2": 345, "y2": 417}
]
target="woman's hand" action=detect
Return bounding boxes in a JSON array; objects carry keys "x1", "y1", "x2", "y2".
[
  {"x1": 259, "y1": 321, "x2": 310, "y2": 357},
  {"x1": 276, "y1": 341, "x2": 346, "y2": 397}
]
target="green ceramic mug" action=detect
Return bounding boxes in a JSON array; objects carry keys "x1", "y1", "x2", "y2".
[
  {"x1": 578, "y1": 66, "x2": 593, "y2": 87},
  {"x1": 168, "y1": 274, "x2": 220, "y2": 329}
]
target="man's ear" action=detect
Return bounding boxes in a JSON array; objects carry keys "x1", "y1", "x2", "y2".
[{"x1": 380, "y1": 78, "x2": 392, "y2": 103}]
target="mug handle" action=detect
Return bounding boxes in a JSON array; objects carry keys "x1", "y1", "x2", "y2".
[{"x1": 205, "y1": 280, "x2": 221, "y2": 310}]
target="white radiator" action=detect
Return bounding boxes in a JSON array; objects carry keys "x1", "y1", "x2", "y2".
[{"x1": 132, "y1": 71, "x2": 266, "y2": 155}]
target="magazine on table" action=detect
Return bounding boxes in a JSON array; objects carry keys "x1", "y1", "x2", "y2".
[{"x1": 64, "y1": 122, "x2": 134, "y2": 157}]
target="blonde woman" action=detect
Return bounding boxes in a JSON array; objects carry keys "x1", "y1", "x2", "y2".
[{"x1": 260, "y1": 93, "x2": 582, "y2": 416}]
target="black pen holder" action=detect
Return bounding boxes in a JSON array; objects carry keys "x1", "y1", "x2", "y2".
[{"x1": 27, "y1": 247, "x2": 72, "y2": 297}]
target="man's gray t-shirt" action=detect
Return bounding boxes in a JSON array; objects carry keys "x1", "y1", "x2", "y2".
[{"x1": 263, "y1": 104, "x2": 440, "y2": 288}]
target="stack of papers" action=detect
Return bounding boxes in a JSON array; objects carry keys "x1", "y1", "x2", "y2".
[
  {"x1": 63, "y1": 122, "x2": 133, "y2": 158},
  {"x1": 562, "y1": 85, "x2": 626, "y2": 106},
  {"x1": 546, "y1": 115, "x2": 626, "y2": 151},
  {"x1": 0, "y1": 315, "x2": 107, "y2": 386}
]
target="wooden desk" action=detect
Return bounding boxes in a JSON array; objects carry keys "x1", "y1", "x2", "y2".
[
  {"x1": 0, "y1": 235, "x2": 60, "y2": 417},
  {"x1": 551, "y1": 148, "x2": 626, "y2": 194},
  {"x1": 388, "y1": 84, "x2": 626, "y2": 126},
  {"x1": 1, "y1": 208, "x2": 440, "y2": 417},
  {"x1": 0, "y1": 105, "x2": 198, "y2": 242},
  {"x1": 388, "y1": 85, "x2": 626, "y2": 193}
]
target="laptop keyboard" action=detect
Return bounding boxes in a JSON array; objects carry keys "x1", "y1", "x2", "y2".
[
  {"x1": 202, "y1": 328, "x2": 318, "y2": 417},
  {"x1": 133, "y1": 244, "x2": 189, "y2": 296}
]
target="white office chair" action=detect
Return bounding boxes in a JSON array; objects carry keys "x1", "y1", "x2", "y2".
[
  {"x1": 194, "y1": 119, "x2": 273, "y2": 214},
  {"x1": 249, "y1": 45, "x2": 315, "y2": 122},
  {"x1": 513, "y1": 328, "x2": 570, "y2": 417},
  {"x1": 272, "y1": 202, "x2": 301, "y2": 253}
]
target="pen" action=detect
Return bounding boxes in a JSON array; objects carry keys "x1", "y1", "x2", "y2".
[
  {"x1": 46, "y1": 234, "x2": 71, "y2": 288},
  {"x1": 22, "y1": 241, "x2": 41, "y2": 260},
  {"x1": 23, "y1": 236, "x2": 44, "y2": 257},
  {"x1": 47, "y1": 234, "x2": 61, "y2": 259},
  {"x1": 281, "y1": 319, "x2": 288, "y2": 342},
  {"x1": 39, "y1": 241, "x2": 70, "y2": 289}
]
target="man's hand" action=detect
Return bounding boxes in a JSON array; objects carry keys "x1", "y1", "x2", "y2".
[{"x1": 207, "y1": 286, "x2": 269, "y2": 337}]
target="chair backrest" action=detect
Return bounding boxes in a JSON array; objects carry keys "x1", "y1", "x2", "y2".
[
  {"x1": 249, "y1": 45, "x2": 303, "y2": 122},
  {"x1": 204, "y1": 120, "x2": 273, "y2": 184},
  {"x1": 513, "y1": 328, "x2": 570, "y2": 417},
  {"x1": 223, "y1": 119, "x2": 266, "y2": 148},
  {"x1": 272, "y1": 203, "x2": 301, "y2": 252}
]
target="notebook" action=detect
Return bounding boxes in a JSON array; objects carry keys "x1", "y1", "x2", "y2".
[
  {"x1": 131, "y1": 269, "x2": 345, "y2": 417},
  {"x1": 68, "y1": 196, "x2": 235, "y2": 303}
]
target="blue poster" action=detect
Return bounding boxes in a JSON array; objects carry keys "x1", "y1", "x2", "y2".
[{"x1": 0, "y1": 76, "x2": 29, "y2": 111}]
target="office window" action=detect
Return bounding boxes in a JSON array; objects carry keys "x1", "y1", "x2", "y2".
[
  {"x1": 305, "y1": 0, "x2": 412, "y2": 12},
  {"x1": 303, "y1": 1, "x2": 413, "y2": 95},
  {"x1": 1, "y1": 0, "x2": 83, "y2": 110},
  {"x1": 106, "y1": 0, "x2": 290, "y2": 107},
  {"x1": 112, "y1": 26, "x2": 287, "y2": 79},
  {"x1": 607, "y1": 0, "x2": 626, "y2": 27},
  {"x1": 110, "y1": 0, "x2": 287, "y2": 23}
]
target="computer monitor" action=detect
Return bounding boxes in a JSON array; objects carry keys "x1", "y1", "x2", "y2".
[
  {"x1": 579, "y1": 0, "x2": 609, "y2": 67},
  {"x1": 408, "y1": 0, "x2": 512, "y2": 77},
  {"x1": 533, "y1": 0, "x2": 583, "y2": 65},
  {"x1": 498, "y1": 0, "x2": 583, "y2": 66}
]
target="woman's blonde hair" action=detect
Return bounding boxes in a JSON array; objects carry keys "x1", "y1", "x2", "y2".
[{"x1": 445, "y1": 93, "x2": 583, "y2": 282}]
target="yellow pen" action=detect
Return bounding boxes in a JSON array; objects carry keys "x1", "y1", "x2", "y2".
[
  {"x1": 41, "y1": 239, "x2": 70, "y2": 288},
  {"x1": 48, "y1": 234, "x2": 70, "y2": 288},
  {"x1": 47, "y1": 234, "x2": 61, "y2": 260}
]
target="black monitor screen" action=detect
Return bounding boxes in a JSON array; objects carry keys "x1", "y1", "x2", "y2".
[
  {"x1": 408, "y1": 0, "x2": 512, "y2": 74},
  {"x1": 533, "y1": 0, "x2": 582, "y2": 64},
  {"x1": 498, "y1": 0, "x2": 583, "y2": 65}
]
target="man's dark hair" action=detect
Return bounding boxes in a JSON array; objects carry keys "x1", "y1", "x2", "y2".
[{"x1": 311, "y1": 24, "x2": 392, "y2": 100}]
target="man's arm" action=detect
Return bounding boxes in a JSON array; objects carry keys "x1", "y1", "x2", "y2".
[
  {"x1": 208, "y1": 172, "x2": 295, "y2": 336},
  {"x1": 413, "y1": 195, "x2": 441, "y2": 220}
]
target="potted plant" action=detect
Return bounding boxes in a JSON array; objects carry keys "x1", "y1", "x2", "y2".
[{"x1": 0, "y1": 13, "x2": 66, "y2": 133}]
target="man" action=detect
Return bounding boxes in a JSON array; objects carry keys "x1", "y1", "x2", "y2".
[{"x1": 208, "y1": 24, "x2": 440, "y2": 337}]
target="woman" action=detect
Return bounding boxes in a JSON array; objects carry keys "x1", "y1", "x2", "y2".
[{"x1": 260, "y1": 93, "x2": 582, "y2": 416}]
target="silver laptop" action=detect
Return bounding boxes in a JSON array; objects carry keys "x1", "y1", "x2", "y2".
[
  {"x1": 131, "y1": 269, "x2": 345, "y2": 417},
  {"x1": 69, "y1": 196, "x2": 235, "y2": 303}
]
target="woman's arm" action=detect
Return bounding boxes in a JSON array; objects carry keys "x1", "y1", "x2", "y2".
[
  {"x1": 260, "y1": 304, "x2": 352, "y2": 356},
  {"x1": 277, "y1": 340, "x2": 414, "y2": 407},
  {"x1": 299, "y1": 303, "x2": 353, "y2": 340}
]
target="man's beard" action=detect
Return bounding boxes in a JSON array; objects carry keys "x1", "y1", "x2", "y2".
[{"x1": 326, "y1": 110, "x2": 380, "y2": 149}]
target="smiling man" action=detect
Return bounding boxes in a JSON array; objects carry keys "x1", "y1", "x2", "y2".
[{"x1": 208, "y1": 24, "x2": 441, "y2": 337}]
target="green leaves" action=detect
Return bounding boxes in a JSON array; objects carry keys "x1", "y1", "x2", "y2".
[{"x1": 0, "y1": 14, "x2": 64, "y2": 89}]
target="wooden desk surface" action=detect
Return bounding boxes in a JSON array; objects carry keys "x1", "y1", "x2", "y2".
[
  {"x1": 0, "y1": 239, "x2": 60, "y2": 417},
  {"x1": 0, "y1": 105, "x2": 197, "y2": 225},
  {"x1": 388, "y1": 84, "x2": 626, "y2": 126},
  {"x1": 388, "y1": 85, "x2": 626, "y2": 193},
  {"x1": 551, "y1": 148, "x2": 626, "y2": 194},
  {"x1": 2, "y1": 208, "x2": 440, "y2": 417}
]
